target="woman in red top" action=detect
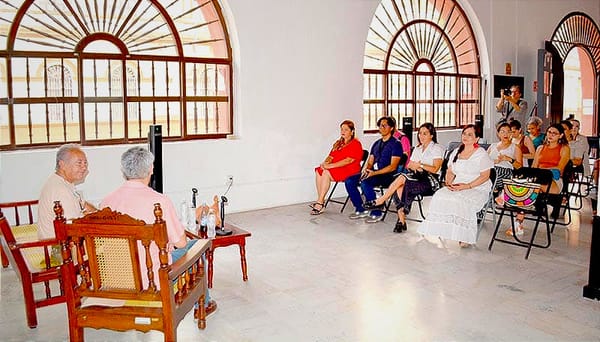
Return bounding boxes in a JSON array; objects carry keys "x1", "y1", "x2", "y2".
[
  {"x1": 311, "y1": 120, "x2": 363, "y2": 215},
  {"x1": 532, "y1": 123, "x2": 570, "y2": 194}
]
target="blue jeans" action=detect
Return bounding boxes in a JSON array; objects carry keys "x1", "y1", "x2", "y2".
[
  {"x1": 172, "y1": 239, "x2": 210, "y2": 305},
  {"x1": 345, "y1": 172, "x2": 396, "y2": 216}
]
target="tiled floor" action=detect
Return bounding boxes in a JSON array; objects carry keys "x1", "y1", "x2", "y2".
[{"x1": 2, "y1": 198, "x2": 600, "y2": 341}]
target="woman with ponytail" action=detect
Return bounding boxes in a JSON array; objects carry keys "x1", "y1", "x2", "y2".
[
  {"x1": 311, "y1": 120, "x2": 363, "y2": 215},
  {"x1": 417, "y1": 124, "x2": 493, "y2": 247}
]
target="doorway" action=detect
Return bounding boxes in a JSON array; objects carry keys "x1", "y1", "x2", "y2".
[
  {"x1": 548, "y1": 12, "x2": 600, "y2": 135},
  {"x1": 563, "y1": 46, "x2": 596, "y2": 136}
]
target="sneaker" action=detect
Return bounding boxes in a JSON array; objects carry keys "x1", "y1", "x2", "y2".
[
  {"x1": 364, "y1": 200, "x2": 384, "y2": 210},
  {"x1": 349, "y1": 211, "x2": 369, "y2": 219},
  {"x1": 365, "y1": 214, "x2": 384, "y2": 223}
]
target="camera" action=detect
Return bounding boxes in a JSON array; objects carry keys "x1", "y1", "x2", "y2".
[{"x1": 502, "y1": 88, "x2": 511, "y2": 96}]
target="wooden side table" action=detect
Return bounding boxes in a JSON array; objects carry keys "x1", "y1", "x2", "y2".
[{"x1": 187, "y1": 222, "x2": 251, "y2": 288}]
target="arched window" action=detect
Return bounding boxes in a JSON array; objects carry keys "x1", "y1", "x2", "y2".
[
  {"x1": 0, "y1": 0, "x2": 233, "y2": 150},
  {"x1": 363, "y1": 0, "x2": 481, "y2": 131}
]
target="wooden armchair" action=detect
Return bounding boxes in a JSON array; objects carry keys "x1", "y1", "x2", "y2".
[
  {"x1": 53, "y1": 202, "x2": 210, "y2": 342},
  {"x1": 0, "y1": 200, "x2": 65, "y2": 328}
]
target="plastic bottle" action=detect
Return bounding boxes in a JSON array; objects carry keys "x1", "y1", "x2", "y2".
[
  {"x1": 180, "y1": 200, "x2": 189, "y2": 227},
  {"x1": 207, "y1": 208, "x2": 217, "y2": 239}
]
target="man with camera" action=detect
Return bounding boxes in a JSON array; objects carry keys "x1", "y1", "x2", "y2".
[{"x1": 496, "y1": 84, "x2": 528, "y2": 125}]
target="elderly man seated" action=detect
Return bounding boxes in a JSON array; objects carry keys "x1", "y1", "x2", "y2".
[{"x1": 100, "y1": 146, "x2": 217, "y2": 317}]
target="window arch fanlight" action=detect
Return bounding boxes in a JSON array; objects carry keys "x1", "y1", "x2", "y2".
[
  {"x1": 550, "y1": 12, "x2": 600, "y2": 74},
  {"x1": 363, "y1": 0, "x2": 481, "y2": 132},
  {"x1": 0, "y1": 0, "x2": 233, "y2": 150}
]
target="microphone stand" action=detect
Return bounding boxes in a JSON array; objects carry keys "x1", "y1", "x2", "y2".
[
  {"x1": 216, "y1": 195, "x2": 232, "y2": 236},
  {"x1": 191, "y1": 188, "x2": 198, "y2": 208}
]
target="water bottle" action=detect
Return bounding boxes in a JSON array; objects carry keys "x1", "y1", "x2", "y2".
[
  {"x1": 207, "y1": 208, "x2": 217, "y2": 239},
  {"x1": 180, "y1": 200, "x2": 189, "y2": 227},
  {"x1": 187, "y1": 205, "x2": 197, "y2": 232}
]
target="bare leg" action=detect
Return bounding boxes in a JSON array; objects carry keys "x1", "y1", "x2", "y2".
[
  {"x1": 317, "y1": 170, "x2": 333, "y2": 204},
  {"x1": 397, "y1": 210, "x2": 406, "y2": 224},
  {"x1": 374, "y1": 176, "x2": 406, "y2": 206}
]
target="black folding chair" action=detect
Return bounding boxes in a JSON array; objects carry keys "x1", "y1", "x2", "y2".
[
  {"x1": 488, "y1": 167, "x2": 554, "y2": 259},
  {"x1": 324, "y1": 149, "x2": 369, "y2": 212},
  {"x1": 476, "y1": 167, "x2": 497, "y2": 239}
]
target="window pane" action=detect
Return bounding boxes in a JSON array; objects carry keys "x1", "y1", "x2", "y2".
[
  {"x1": 13, "y1": 103, "x2": 80, "y2": 144},
  {"x1": 0, "y1": 105, "x2": 8, "y2": 146},
  {"x1": 460, "y1": 77, "x2": 479, "y2": 100},
  {"x1": 415, "y1": 103, "x2": 432, "y2": 127},
  {"x1": 363, "y1": 73, "x2": 384, "y2": 100},
  {"x1": 83, "y1": 103, "x2": 123, "y2": 140},
  {"x1": 186, "y1": 101, "x2": 229, "y2": 135},
  {"x1": 0, "y1": 58, "x2": 6, "y2": 98},
  {"x1": 388, "y1": 74, "x2": 413, "y2": 100},
  {"x1": 153, "y1": 101, "x2": 182, "y2": 137},
  {"x1": 434, "y1": 103, "x2": 457, "y2": 128},
  {"x1": 363, "y1": 103, "x2": 384, "y2": 130},
  {"x1": 186, "y1": 62, "x2": 229, "y2": 97}
]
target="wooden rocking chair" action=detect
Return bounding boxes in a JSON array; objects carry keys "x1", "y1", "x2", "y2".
[{"x1": 53, "y1": 202, "x2": 210, "y2": 341}]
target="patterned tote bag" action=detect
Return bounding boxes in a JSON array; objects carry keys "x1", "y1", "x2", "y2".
[{"x1": 503, "y1": 178, "x2": 542, "y2": 211}]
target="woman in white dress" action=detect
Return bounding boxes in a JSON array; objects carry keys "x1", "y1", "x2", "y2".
[{"x1": 418, "y1": 124, "x2": 493, "y2": 247}]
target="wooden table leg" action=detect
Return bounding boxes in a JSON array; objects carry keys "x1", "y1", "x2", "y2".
[
  {"x1": 239, "y1": 242, "x2": 248, "y2": 281},
  {"x1": 207, "y1": 249, "x2": 214, "y2": 289}
]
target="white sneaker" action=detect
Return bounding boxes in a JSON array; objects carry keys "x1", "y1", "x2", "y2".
[
  {"x1": 349, "y1": 211, "x2": 369, "y2": 219},
  {"x1": 365, "y1": 214, "x2": 384, "y2": 223}
]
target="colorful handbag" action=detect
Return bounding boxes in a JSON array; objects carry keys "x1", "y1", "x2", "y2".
[{"x1": 503, "y1": 178, "x2": 542, "y2": 211}]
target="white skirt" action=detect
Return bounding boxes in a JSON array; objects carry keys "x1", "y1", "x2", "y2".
[{"x1": 417, "y1": 181, "x2": 491, "y2": 244}]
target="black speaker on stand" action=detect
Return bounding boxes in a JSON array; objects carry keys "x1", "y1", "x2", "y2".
[
  {"x1": 402, "y1": 117, "x2": 413, "y2": 146},
  {"x1": 148, "y1": 125, "x2": 163, "y2": 193},
  {"x1": 474, "y1": 114, "x2": 484, "y2": 140}
]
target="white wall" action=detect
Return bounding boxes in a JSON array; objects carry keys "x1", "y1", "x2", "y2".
[{"x1": 1, "y1": 0, "x2": 599, "y2": 214}]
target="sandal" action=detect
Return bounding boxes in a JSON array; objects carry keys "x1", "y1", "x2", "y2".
[
  {"x1": 310, "y1": 203, "x2": 325, "y2": 215},
  {"x1": 459, "y1": 241, "x2": 471, "y2": 248},
  {"x1": 505, "y1": 225, "x2": 524, "y2": 237}
]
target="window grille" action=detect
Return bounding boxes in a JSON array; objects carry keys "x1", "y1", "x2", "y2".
[
  {"x1": 363, "y1": 0, "x2": 481, "y2": 131},
  {"x1": 0, "y1": 0, "x2": 233, "y2": 150}
]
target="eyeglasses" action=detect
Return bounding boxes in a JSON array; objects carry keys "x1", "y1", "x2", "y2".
[{"x1": 379, "y1": 124, "x2": 390, "y2": 128}]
